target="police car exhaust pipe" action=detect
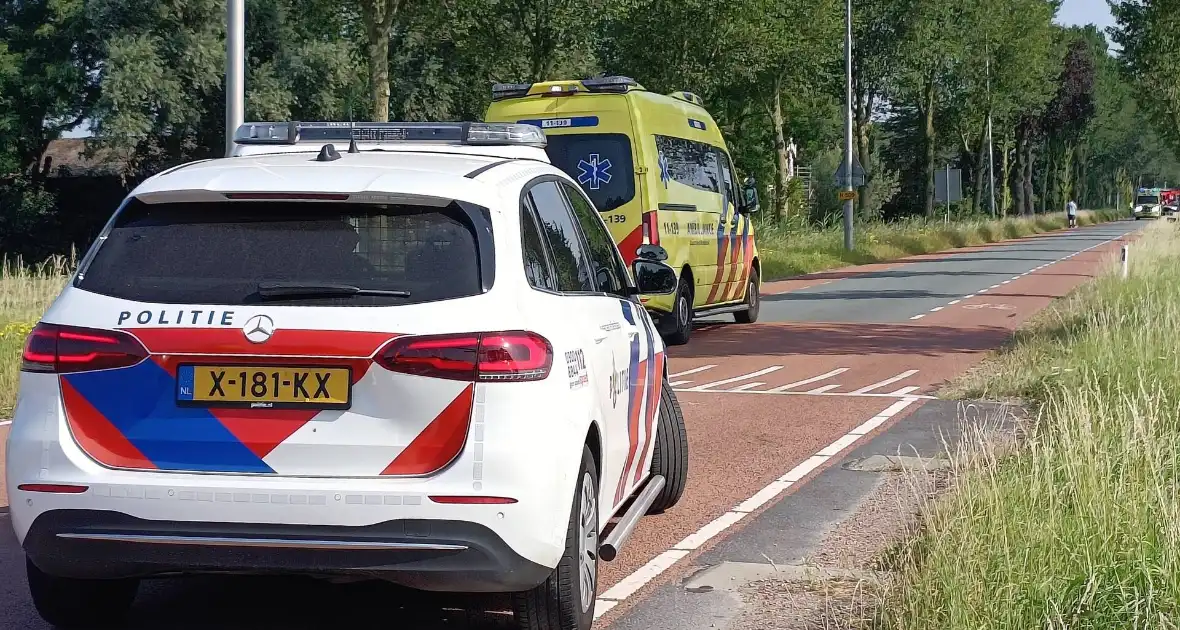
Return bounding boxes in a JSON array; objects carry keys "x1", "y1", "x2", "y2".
[{"x1": 599, "y1": 475, "x2": 665, "y2": 562}]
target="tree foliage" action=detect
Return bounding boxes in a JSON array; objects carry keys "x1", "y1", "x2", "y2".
[{"x1": 2, "y1": 0, "x2": 1178, "y2": 258}]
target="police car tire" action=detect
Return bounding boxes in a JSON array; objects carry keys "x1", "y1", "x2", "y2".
[
  {"x1": 647, "y1": 382, "x2": 689, "y2": 514},
  {"x1": 512, "y1": 445, "x2": 597, "y2": 630},
  {"x1": 663, "y1": 278, "x2": 693, "y2": 346},
  {"x1": 27, "y1": 557, "x2": 138, "y2": 629},
  {"x1": 733, "y1": 269, "x2": 760, "y2": 324}
]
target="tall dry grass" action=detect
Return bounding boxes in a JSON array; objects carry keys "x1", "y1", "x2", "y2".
[
  {"x1": 0, "y1": 255, "x2": 72, "y2": 416},
  {"x1": 878, "y1": 220, "x2": 1180, "y2": 629}
]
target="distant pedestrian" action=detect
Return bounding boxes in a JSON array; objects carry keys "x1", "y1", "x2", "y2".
[{"x1": 1066, "y1": 199, "x2": 1078, "y2": 228}]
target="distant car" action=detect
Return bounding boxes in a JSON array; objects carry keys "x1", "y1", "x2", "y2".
[
  {"x1": 6, "y1": 121, "x2": 690, "y2": 630},
  {"x1": 1133, "y1": 189, "x2": 1163, "y2": 220}
]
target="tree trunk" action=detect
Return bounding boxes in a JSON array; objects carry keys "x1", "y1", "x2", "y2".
[
  {"x1": 1011, "y1": 126, "x2": 1025, "y2": 216},
  {"x1": 362, "y1": 0, "x2": 402, "y2": 122},
  {"x1": 772, "y1": 77, "x2": 790, "y2": 221},
  {"x1": 922, "y1": 78, "x2": 937, "y2": 217},
  {"x1": 367, "y1": 32, "x2": 391, "y2": 121},
  {"x1": 1023, "y1": 141, "x2": 1035, "y2": 215},
  {"x1": 1000, "y1": 134, "x2": 1012, "y2": 216},
  {"x1": 972, "y1": 118, "x2": 988, "y2": 213},
  {"x1": 855, "y1": 83, "x2": 873, "y2": 214}
]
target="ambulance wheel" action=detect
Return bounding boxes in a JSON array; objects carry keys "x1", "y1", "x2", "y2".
[
  {"x1": 647, "y1": 381, "x2": 689, "y2": 514},
  {"x1": 512, "y1": 446, "x2": 597, "y2": 630},
  {"x1": 663, "y1": 277, "x2": 693, "y2": 346},
  {"x1": 27, "y1": 557, "x2": 138, "y2": 628},
  {"x1": 733, "y1": 269, "x2": 760, "y2": 324}
]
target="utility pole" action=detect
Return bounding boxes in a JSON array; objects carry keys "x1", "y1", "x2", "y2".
[
  {"x1": 225, "y1": 0, "x2": 245, "y2": 158},
  {"x1": 986, "y1": 45, "x2": 995, "y2": 218},
  {"x1": 842, "y1": 0, "x2": 854, "y2": 250}
]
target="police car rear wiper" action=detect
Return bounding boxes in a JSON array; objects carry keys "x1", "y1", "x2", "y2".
[{"x1": 256, "y1": 282, "x2": 411, "y2": 300}]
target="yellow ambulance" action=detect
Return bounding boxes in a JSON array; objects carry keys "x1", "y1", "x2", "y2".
[{"x1": 485, "y1": 76, "x2": 762, "y2": 345}]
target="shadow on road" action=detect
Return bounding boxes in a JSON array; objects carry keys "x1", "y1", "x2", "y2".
[
  {"x1": 0, "y1": 517, "x2": 515, "y2": 630},
  {"x1": 670, "y1": 322, "x2": 1011, "y2": 360}
]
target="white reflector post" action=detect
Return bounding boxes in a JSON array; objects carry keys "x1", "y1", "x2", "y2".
[{"x1": 225, "y1": 0, "x2": 245, "y2": 158}]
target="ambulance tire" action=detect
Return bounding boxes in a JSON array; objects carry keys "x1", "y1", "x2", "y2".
[
  {"x1": 663, "y1": 277, "x2": 693, "y2": 346},
  {"x1": 733, "y1": 269, "x2": 760, "y2": 324},
  {"x1": 27, "y1": 557, "x2": 139, "y2": 629},
  {"x1": 512, "y1": 446, "x2": 597, "y2": 630},
  {"x1": 647, "y1": 381, "x2": 689, "y2": 514}
]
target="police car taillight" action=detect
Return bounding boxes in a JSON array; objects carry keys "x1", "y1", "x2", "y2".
[
  {"x1": 21, "y1": 323, "x2": 149, "y2": 374},
  {"x1": 376, "y1": 332, "x2": 552, "y2": 382}
]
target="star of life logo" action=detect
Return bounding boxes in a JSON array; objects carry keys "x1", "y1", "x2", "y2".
[
  {"x1": 577, "y1": 153, "x2": 612, "y2": 190},
  {"x1": 658, "y1": 151, "x2": 671, "y2": 189}
]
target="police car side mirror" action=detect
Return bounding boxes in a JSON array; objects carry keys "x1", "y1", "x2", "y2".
[{"x1": 631, "y1": 260, "x2": 677, "y2": 295}]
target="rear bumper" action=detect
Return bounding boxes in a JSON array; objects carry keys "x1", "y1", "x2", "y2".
[{"x1": 23, "y1": 509, "x2": 551, "y2": 592}]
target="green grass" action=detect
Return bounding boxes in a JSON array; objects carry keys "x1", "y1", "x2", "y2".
[
  {"x1": 0, "y1": 256, "x2": 71, "y2": 417},
  {"x1": 757, "y1": 210, "x2": 1121, "y2": 281},
  {"x1": 878, "y1": 220, "x2": 1180, "y2": 629}
]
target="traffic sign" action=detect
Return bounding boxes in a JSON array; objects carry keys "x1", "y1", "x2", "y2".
[
  {"x1": 838, "y1": 190, "x2": 856, "y2": 201},
  {"x1": 833, "y1": 153, "x2": 867, "y2": 187}
]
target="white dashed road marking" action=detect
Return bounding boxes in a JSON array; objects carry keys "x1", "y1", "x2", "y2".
[
  {"x1": 668, "y1": 365, "x2": 716, "y2": 378},
  {"x1": 592, "y1": 396, "x2": 922, "y2": 619},
  {"x1": 685, "y1": 366, "x2": 784, "y2": 392},
  {"x1": 850, "y1": 369, "x2": 920, "y2": 394},
  {"x1": 765, "y1": 368, "x2": 849, "y2": 392}
]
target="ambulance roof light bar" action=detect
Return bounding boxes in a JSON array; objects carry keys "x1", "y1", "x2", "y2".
[{"x1": 232, "y1": 121, "x2": 547, "y2": 148}]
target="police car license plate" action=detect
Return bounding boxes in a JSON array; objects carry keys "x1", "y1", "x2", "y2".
[{"x1": 177, "y1": 365, "x2": 352, "y2": 409}]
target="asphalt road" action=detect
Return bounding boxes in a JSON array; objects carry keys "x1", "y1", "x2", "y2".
[
  {"x1": 754, "y1": 221, "x2": 1140, "y2": 323},
  {"x1": 0, "y1": 220, "x2": 1141, "y2": 629}
]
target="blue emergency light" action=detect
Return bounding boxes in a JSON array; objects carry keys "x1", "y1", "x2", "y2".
[{"x1": 232, "y1": 121, "x2": 547, "y2": 148}]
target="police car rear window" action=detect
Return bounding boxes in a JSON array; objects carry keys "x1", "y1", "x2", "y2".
[
  {"x1": 544, "y1": 134, "x2": 635, "y2": 213},
  {"x1": 77, "y1": 198, "x2": 485, "y2": 306}
]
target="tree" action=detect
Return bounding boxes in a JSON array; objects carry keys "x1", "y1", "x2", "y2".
[
  {"x1": 358, "y1": 0, "x2": 406, "y2": 122},
  {"x1": 0, "y1": 0, "x2": 101, "y2": 180},
  {"x1": 1110, "y1": 0, "x2": 1180, "y2": 155}
]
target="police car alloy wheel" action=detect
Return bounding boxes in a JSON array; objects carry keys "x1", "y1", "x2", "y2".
[
  {"x1": 513, "y1": 445, "x2": 598, "y2": 630},
  {"x1": 646, "y1": 382, "x2": 689, "y2": 514}
]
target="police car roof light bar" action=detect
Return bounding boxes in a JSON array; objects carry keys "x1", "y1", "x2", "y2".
[{"x1": 232, "y1": 121, "x2": 546, "y2": 148}]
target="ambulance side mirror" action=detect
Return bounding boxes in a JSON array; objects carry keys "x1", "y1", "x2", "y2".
[{"x1": 740, "y1": 178, "x2": 760, "y2": 214}]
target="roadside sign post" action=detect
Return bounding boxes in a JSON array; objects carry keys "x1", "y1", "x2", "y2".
[
  {"x1": 225, "y1": 0, "x2": 245, "y2": 157},
  {"x1": 1122, "y1": 244, "x2": 1129, "y2": 279},
  {"x1": 934, "y1": 166, "x2": 963, "y2": 224}
]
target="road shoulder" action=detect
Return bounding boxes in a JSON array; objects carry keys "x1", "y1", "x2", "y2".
[{"x1": 603, "y1": 399, "x2": 1025, "y2": 630}]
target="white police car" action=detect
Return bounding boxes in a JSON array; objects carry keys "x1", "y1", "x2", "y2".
[{"x1": 6, "y1": 121, "x2": 690, "y2": 630}]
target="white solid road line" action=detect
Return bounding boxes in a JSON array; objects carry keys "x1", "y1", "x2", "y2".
[
  {"x1": 668, "y1": 381, "x2": 693, "y2": 387},
  {"x1": 592, "y1": 395, "x2": 923, "y2": 619},
  {"x1": 804, "y1": 383, "x2": 842, "y2": 394},
  {"x1": 729, "y1": 382, "x2": 765, "y2": 392},
  {"x1": 685, "y1": 366, "x2": 784, "y2": 391},
  {"x1": 0, "y1": 419, "x2": 10, "y2": 427},
  {"x1": 765, "y1": 368, "x2": 849, "y2": 392},
  {"x1": 850, "y1": 369, "x2": 919, "y2": 394},
  {"x1": 885, "y1": 385, "x2": 921, "y2": 396},
  {"x1": 668, "y1": 365, "x2": 716, "y2": 379}
]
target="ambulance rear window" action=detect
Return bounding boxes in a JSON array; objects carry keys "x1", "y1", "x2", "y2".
[
  {"x1": 544, "y1": 134, "x2": 635, "y2": 213},
  {"x1": 77, "y1": 198, "x2": 487, "y2": 306}
]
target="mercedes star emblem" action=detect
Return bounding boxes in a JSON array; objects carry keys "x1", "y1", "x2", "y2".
[{"x1": 242, "y1": 314, "x2": 276, "y2": 343}]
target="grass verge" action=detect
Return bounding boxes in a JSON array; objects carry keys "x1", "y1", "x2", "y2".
[
  {"x1": 0, "y1": 256, "x2": 71, "y2": 417},
  {"x1": 758, "y1": 210, "x2": 1121, "y2": 280},
  {"x1": 877, "y1": 219, "x2": 1180, "y2": 628}
]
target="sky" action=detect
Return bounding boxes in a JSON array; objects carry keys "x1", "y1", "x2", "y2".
[{"x1": 1056, "y1": 0, "x2": 1116, "y2": 32}]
